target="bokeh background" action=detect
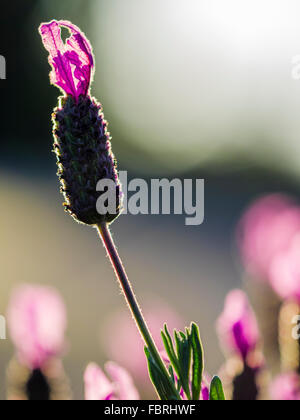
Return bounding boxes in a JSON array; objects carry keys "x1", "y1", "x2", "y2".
[{"x1": 1, "y1": 0, "x2": 300, "y2": 400}]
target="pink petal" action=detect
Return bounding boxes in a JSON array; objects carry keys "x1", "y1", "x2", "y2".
[
  {"x1": 84, "y1": 363, "x2": 115, "y2": 401},
  {"x1": 270, "y1": 373, "x2": 300, "y2": 401},
  {"x1": 105, "y1": 362, "x2": 140, "y2": 400},
  {"x1": 269, "y1": 234, "x2": 300, "y2": 302}
]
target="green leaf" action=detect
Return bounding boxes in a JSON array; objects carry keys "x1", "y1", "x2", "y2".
[
  {"x1": 188, "y1": 323, "x2": 204, "y2": 401},
  {"x1": 144, "y1": 347, "x2": 181, "y2": 401},
  {"x1": 162, "y1": 325, "x2": 192, "y2": 399},
  {"x1": 161, "y1": 325, "x2": 180, "y2": 374},
  {"x1": 176, "y1": 378, "x2": 182, "y2": 393},
  {"x1": 174, "y1": 330, "x2": 191, "y2": 400},
  {"x1": 168, "y1": 365, "x2": 175, "y2": 384},
  {"x1": 209, "y1": 376, "x2": 226, "y2": 401}
]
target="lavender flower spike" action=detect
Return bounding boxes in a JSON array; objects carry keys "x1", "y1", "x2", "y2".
[
  {"x1": 39, "y1": 20, "x2": 179, "y2": 400},
  {"x1": 39, "y1": 20, "x2": 121, "y2": 225}
]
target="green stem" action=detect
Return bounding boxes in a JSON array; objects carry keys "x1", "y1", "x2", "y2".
[{"x1": 97, "y1": 222, "x2": 180, "y2": 399}]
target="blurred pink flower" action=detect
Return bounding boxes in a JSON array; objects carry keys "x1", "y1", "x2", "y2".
[
  {"x1": 7, "y1": 285, "x2": 67, "y2": 370},
  {"x1": 39, "y1": 20, "x2": 94, "y2": 100},
  {"x1": 101, "y1": 300, "x2": 184, "y2": 384},
  {"x1": 237, "y1": 194, "x2": 300, "y2": 280},
  {"x1": 270, "y1": 373, "x2": 300, "y2": 401},
  {"x1": 217, "y1": 290, "x2": 260, "y2": 360},
  {"x1": 84, "y1": 362, "x2": 139, "y2": 401},
  {"x1": 269, "y1": 234, "x2": 300, "y2": 303}
]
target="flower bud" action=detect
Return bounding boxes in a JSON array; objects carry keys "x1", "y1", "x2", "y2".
[{"x1": 39, "y1": 20, "x2": 121, "y2": 225}]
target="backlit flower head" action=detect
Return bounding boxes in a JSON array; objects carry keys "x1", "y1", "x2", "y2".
[
  {"x1": 237, "y1": 194, "x2": 300, "y2": 280},
  {"x1": 39, "y1": 20, "x2": 121, "y2": 225},
  {"x1": 217, "y1": 290, "x2": 260, "y2": 360},
  {"x1": 7, "y1": 285, "x2": 67, "y2": 370},
  {"x1": 84, "y1": 362, "x2": 139, "y2": 401},
  {"x1": 39, "y1": 20, "x2": 94, "y2": 100},
  {"x1": 269, "y1": 234, "x2": 300, "y2": 303}
]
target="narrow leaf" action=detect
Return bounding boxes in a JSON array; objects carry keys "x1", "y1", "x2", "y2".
[
  {"x1": 189, "y1": 323, "x2": 204, "y2": 401},
  {"x1": 175, "y1": 331, "x2": 191, "y2": 399},
  {"x1": 161, "y1": 326, "x2": 180, "y2": 373},
  {"x1": 145, "y1": 347, "x2": 180, "y2": 401},
  {"x1": 209, "y1": 376, "x2": 226, "y2": 401}
]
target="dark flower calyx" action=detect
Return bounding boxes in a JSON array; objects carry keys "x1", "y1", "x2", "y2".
[
  {"x1": 26, "y1": 369, "x2": 51, "y2": 401},
  {"x1": 52, "y1": 95, "x2": 121, "y2": 225}
]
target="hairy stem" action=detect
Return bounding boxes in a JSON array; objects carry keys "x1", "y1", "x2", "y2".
[{"x1": 97, "y1": 222, "x2": 180, "y2": 399}]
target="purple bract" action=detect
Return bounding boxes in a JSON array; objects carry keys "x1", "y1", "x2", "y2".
[{"x1": 39, "y1": 20, "x2": 94, "y2": 100}]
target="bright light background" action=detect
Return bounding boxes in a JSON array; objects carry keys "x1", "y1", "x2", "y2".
[
  {"x1": 2, "y1": 0, "x2": 300, "y2": 400},
  {"x1": 83, "y1": 0, "x2": 300, "y2": 175}
]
